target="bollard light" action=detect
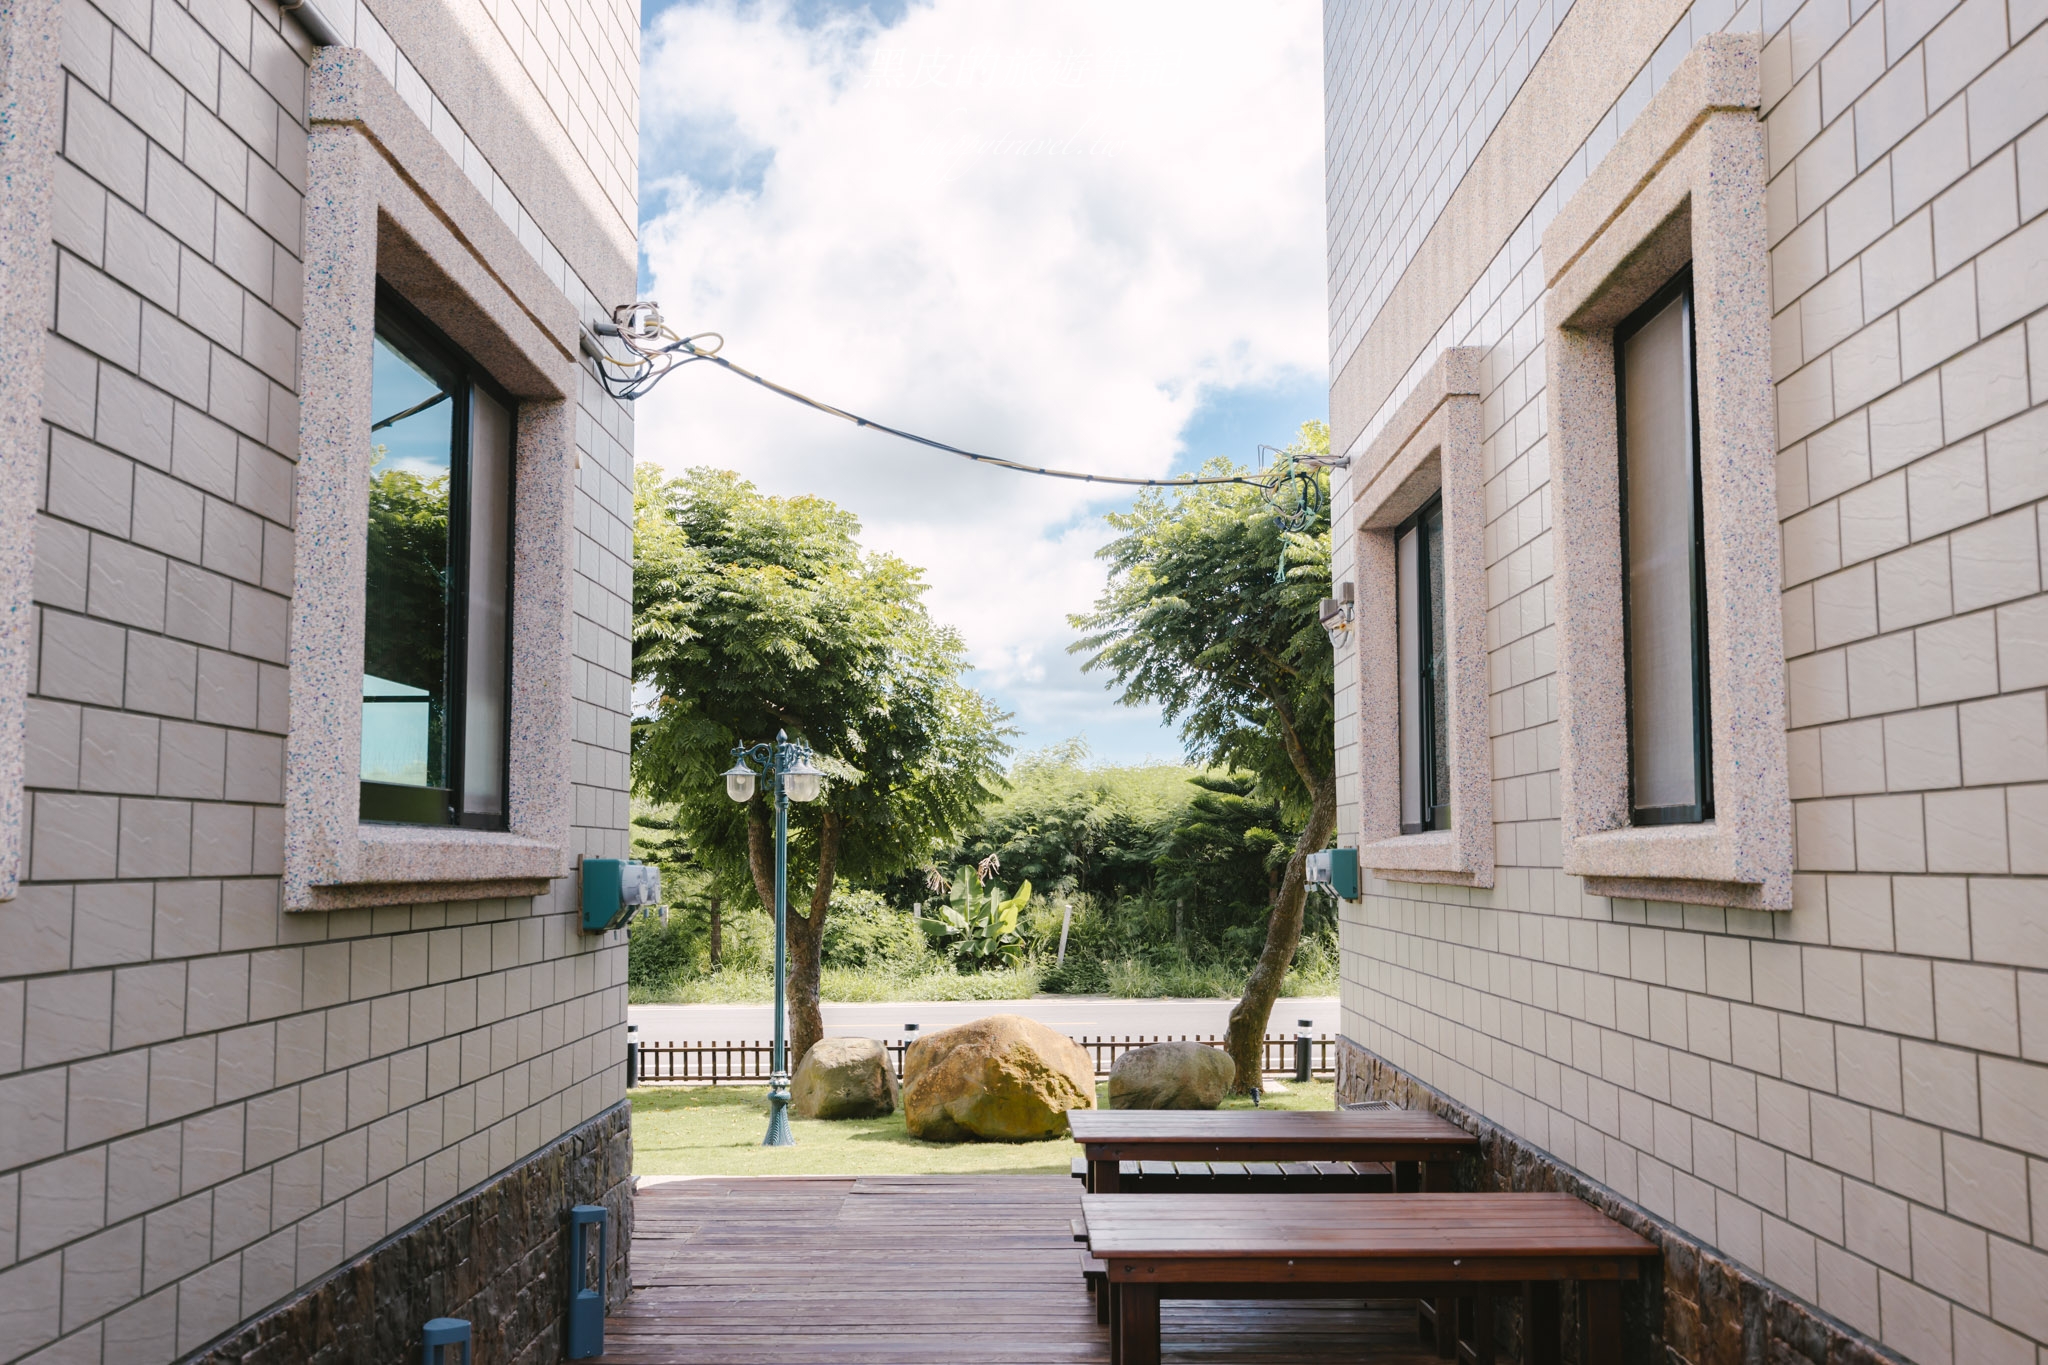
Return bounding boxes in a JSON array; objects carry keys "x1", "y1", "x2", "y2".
[
  {"x1": 626, "y1": 1024, "x2": 639, "y2": 1089},
  {"x1": 422, "y1": 1317, "x2": 471, "y2": 1365},
  {"x1": 566, "y1": 1205, "x2": 608, "y2": 1358},
  {"x1": 1295, "y1": 1019, "x2": 1313, "y2": 1084}
]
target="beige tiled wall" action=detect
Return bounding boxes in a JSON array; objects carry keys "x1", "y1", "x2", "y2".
[
  {"x1": 479, "y1": 0, "x2": 639, "y2": 229},
  {"x1": 0, "y1": 0, "x2": 637, "y2": 1355},
  {"x1": 1328, "y1": 0, "x2": 2048, "y2": 1360}
]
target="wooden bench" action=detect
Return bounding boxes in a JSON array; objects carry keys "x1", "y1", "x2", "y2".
[
  {"x1": 1069, "y1": 1155, "x2": 1394, "y2": 1192},
  {"x1": 1068, "y1": 1108, "x2": 1478, "y2": 1196},
  {"x1": 1080, "y1": 1192, "x2": 1659, "y2": 1365}
]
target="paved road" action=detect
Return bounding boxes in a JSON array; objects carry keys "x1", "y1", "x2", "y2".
[{"x1": 628, "y1": 995, "x2": 1340, "y2": 1043}]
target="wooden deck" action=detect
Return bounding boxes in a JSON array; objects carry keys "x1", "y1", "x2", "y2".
[{"x1": 595, "y1": 1174, "x2": 1448, "y2": 1364}]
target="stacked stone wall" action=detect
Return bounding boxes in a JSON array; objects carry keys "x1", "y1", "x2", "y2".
[{"x1": 188, "y1": 1100, "x2": 630, "y2": 1365}]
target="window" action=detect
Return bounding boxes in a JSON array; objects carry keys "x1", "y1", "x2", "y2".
[
  {"x1": 1542, "y1": 33, "x2": 1792, "y2": 909},
  {"x1": 1345, "y1": 346, "x2": 1493, "y2": 887},
  {"x1": 288, "y1": 48, "x2": 578, "y2": 910},
  {"x1": 1396, "y1": 495, "x2": 1450, "y2": 834},
  {"x1": 1616, "y1": 270, "x2": 1712, "y2": 827},
  {"x1": 361, "y1": 290, "x2": 513, "y2": 828}
]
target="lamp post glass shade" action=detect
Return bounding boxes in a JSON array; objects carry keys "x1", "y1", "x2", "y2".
[
  {"x1": 784, "y1": 758, "x2": 824, "y2": 803},
  {"x1": 722, "y1": 761, "x2": 757, "y2": 803}
]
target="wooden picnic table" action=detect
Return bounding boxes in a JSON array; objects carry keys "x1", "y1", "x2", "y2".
[
  {"x1": 1080, "y1": 1192, "x2": 1659, "y2": 1365},
  {"x1": 1067, "y1": 1108, "x2": 1479, "y2": 1195}
]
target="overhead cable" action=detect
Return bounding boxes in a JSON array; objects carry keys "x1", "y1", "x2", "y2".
[{"x1": 583, "y1": 303, "x2": 1347, "y2": 494}]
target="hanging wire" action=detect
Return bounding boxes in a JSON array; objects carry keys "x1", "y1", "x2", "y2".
[
  {"x1": 586, "y1": 304, "x2": 1316, "y2": 492},
  {"x1": 585, "y1": 303, "x2": 1347, "y2": 531}
]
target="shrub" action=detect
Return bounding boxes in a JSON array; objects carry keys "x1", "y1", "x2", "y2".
[{"x1": 821, "y1": 890, "x2": 930, "y2": 971}]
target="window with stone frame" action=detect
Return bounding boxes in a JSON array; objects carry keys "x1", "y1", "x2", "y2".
[
  {"x1": 1543, "y1": 33, "x2": 1792, "y2": 909},
  {"x1": 284, "y1": 49, "x2": 579, "y2": 910},
  {"x1": 1346, "y1": 347, "x2": 1493, "y2": 889}
]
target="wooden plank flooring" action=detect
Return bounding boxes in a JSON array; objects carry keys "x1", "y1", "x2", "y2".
[{"x1": 596, "y1": 1174, "x2": 1447, "y2": 1364}]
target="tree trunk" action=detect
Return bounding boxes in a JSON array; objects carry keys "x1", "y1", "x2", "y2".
[
  {"x1": 707, "y1": 896, "x2": 722, "y2": 969},
  {"x1": 1224, "y1": 771, "x2": 1337, "y2": 1094},
  {"x1": 744, "y1": 802, "x2": 841, "y2": 1074},
  {"x1": 786, "y1": 811, "x2": 840, "y2": 1070}
]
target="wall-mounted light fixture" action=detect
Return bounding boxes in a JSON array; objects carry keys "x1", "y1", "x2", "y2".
[{"x1": 1319, "y1": 581, "x2": 1356, "y2": 639}]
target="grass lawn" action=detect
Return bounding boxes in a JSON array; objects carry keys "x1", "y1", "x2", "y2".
[{"x1": 631, "y1": 1079, "x2": 1340, "y2": 1176}]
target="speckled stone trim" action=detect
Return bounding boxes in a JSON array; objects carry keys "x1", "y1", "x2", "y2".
[
  {"x1": 185, "y1": 1100, "x2": 633, "y2": 1365},
  {"x1": 306, "y1": 48, "x2": 582, "y2": 377},
  {"x1": 1345, "y1": 348, "x2": 1495, "y2": 888},
  {"x1": 1543, "y1": 34, "x2": 1793, "y2": 911},
  {"x1": 1335, "y1": 1037, "x2": 1908, "y2": 1365},
  {"x1": 285, "y1": 50, "x2": 578, "y2": 910},
  {"x1": 1328, "y1": 0, "x2": 1694, "y2": 458},
  {"x1": 0, "y1": 0, "x2": 60, "y2": 901}
]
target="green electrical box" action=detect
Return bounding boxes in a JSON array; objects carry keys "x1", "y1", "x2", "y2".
[
  {"x1": 1305, "y1": 847, "x2": 1360, "y2": 900},
  {"x1": 580, "y1": 858, "x2": 660, "y2": 934}
]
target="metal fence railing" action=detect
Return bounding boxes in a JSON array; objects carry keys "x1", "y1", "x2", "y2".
[{"x1": 632, "y1": 1032, "x2": 1335, "y2": 1085}]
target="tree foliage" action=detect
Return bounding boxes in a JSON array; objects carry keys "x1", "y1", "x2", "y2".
[
  {"x1": 363, "y1": 464, "x2": 450, "y2": 681},
  {"x1": 1070, "y1": 421, "x2": 1335, "y2": 1089},
  {"x1": 631, "y1": 465, "x2": 1010, "y2": 1065}
]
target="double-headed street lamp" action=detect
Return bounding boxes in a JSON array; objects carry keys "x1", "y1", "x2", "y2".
[{"x1": 721, "y1": 731, "x2": 824, "y2": 1146}]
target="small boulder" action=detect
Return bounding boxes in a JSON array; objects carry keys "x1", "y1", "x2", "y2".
[
  {"x1": 1108, "y1": 1040, "x2": 1235, "y2": 1110},
  {"x1": 791, "y1": 1037, "x2": 899, "y2": 1120},
  {"x1": 903, "y1": 1014, "x2": 1096, "y2": 1142}
]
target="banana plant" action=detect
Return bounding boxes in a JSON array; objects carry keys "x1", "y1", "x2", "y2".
[{"x1": 919, "y1": 865, "x2": 1032, "y2": 967}]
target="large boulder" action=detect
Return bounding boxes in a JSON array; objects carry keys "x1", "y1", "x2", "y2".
[
  {"x1": 903, "y1": 1014, "x2": 1096, "y2": 1142},
  {"x1": 1108, "y1": 1040, "x2": 1235, "y2": 1110},
  {"x1": 791, "y1": 1037, "x2": 899, "y2": 1120}
]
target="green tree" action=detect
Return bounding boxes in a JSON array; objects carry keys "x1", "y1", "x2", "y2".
[
  {"x1": 1070, "y1": 421, "x2": 1335, "y2": 1091},
  {"x1": 918, "y1": 740, "x2": 1184, "y2": 904},
  {"x1": 630, "y1": 802, "x2": 729, "y2": 969},
  {"x1": 632, "y1": 466, "x2": 1010, "y2": 1067},
  {"x1": 1152, "y1": 773, "x2": 1291, "y2": 959}
]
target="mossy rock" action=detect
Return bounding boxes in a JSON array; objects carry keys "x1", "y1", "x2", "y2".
[
  {"x1": 792, "y1": 1037, "x2": 899, "y2": 1120},
  {"x1": 902, "y1": 1014, "x2": 1096, "y2": 1142},
  {"x1": 1107, "y1": 1040, "x2": 1234, "y2": 1109}
]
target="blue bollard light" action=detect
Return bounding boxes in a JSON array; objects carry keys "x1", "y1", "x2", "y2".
[
  {"x1": 422, "y1": 1317, "x2": 471, "y2": 1365},
  {"x1": 567, "y1": 1204, "x2": 608, "y2": 1358}
]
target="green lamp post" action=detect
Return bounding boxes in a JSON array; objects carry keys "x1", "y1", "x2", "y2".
[{"x1": 720, "y1": 731, "x2": 824, "y2": 1146}]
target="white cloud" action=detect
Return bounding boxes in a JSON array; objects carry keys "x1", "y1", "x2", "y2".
[{"x1": 634, "y1": 0, "x2": 1325, "y2": 762}]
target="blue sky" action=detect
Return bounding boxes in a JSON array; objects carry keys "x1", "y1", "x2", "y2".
[{"x1": 632, "y1": 0, "x2": 1326, "y2": 766}]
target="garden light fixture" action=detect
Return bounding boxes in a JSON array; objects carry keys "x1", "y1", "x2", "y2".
[
  {"x1": 783, "y1": 755, "x2": 824, "y2": 804},
  {"x1": 722, "y1": 759, "x2": 758, "y2": 802},
  {"x1": 721, "y1": 730, "x2": 825, "y2": 1147}
]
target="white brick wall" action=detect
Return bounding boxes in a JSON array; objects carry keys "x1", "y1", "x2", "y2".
[
  {"x1": 1329, "y1": 0, "x2": 2048, "y2": 1359},
  {"x1": 0, "y1": 0, "x2": 636, "y2": 1356},
  {"x1": 1323, "y1": 0, "x2": 1574, "y2": 373}
]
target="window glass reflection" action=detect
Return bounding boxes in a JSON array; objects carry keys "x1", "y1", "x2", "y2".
[{"x1": 363, "y1": 331, "x2": 455, "y2": 804}]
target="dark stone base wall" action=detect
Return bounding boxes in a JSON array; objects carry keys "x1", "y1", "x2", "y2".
[
  {"x1": 189, "y1": 1101, "x2": 633, "y2": 1365},
  {"x1": 1336, "y1": 1038, "x2": 1904, "y2": 1365}
]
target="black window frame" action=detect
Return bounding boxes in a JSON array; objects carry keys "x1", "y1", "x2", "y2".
[
  {"x1": 1397, "y1": 492, "x2": 1450, "y2": 836},
  {"x1": 360, "y1": 284, "x2": 515, "y2": 830},
  {"x1": 1614, "y1": 266, "x2": 1714, "y2": 828}
]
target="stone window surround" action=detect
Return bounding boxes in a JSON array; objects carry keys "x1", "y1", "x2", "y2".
[
  {"x1": 0, "y1": 0, "x2": 59, "y2": 901},
  {"x1": 286, "y1": 48, "x2": 581, "y2": 911},
  {"x1": 1347, "y1": 348, "x2": 1494, "y2": 889},
  {"x1": 1543, "y1": 32, "x2": 1793, "y2": 911}
]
